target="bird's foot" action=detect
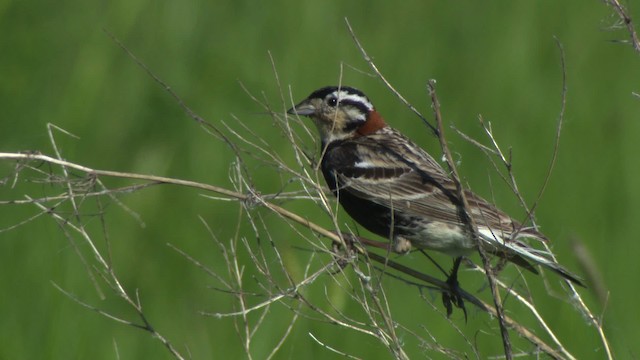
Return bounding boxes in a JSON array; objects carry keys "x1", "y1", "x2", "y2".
[
  {"x1": 442, "y1": 274, "x2": 467, "y2": 321},
  {"x1": 442, "y1": 258, "x2": 467, "y2": 321},
  {"x1": 392, "y1": 236, "x2": 413, "y2": 254},
  {"x1": 329, "y1": 233, "x2": 360, "y2": 273}
]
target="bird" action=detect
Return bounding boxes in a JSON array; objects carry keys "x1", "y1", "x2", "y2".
[{"x1": 287, "y1": 85, "x2": 584, "y2": 313}]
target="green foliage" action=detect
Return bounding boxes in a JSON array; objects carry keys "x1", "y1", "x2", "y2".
[{"x1": 1, "y1": 0, "x2": 638, "y2": 358}]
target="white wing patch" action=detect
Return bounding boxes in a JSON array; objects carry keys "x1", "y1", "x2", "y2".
[{"x1": 354, "y1": 161, "x2": 376, "y2": 168}]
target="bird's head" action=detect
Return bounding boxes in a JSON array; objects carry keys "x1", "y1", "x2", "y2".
[{"x1": 288, "y1": 86, "x2": 387, "y2": 144}]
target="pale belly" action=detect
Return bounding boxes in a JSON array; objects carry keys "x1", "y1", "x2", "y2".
[{"x1": 401, "y1": 221, "x2": 477, "y2": 257}]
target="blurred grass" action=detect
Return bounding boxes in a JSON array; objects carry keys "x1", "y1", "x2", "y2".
[{"x1": 1, "y1": 0, "x2": 639, "y2": 358}]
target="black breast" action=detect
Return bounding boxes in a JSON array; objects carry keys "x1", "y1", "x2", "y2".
[{"x1": 319, "y1": 140, "x2": 407, "y2": 239}]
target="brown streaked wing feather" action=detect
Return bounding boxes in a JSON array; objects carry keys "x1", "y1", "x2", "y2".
[{"x1": 332, "y1": 129, "x2": 536, "y2": 239}]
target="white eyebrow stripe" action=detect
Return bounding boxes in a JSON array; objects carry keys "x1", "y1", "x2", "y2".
[{"x1": 333, "y1": 91, "x2": 374, "y2": 111}]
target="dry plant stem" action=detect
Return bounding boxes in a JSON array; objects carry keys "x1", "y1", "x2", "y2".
[
  {"x1": 368, "y1": 284, "x2": 409, "y2": 360},
  {"x1": 308, "y1": 333, "x2": 363, "y2": 360},
  {"x1": 103, "y1": 29, "x2": 254, "y2": 187},
  {"x1": 483, "y1": 119, "x2": 613, "y2": 360},
  {"x1": 528, "y1": 37, "x2": 566, "y2": 220},
  {"x1": 555, "y1": 39, "x2": 614, "y2": 360},
  {"x1": 341, "y1": 23, "x2": 561, "y2": 357},
  {"x1": 210, "y1": 250, "x2": 398, "y2": 354},
  {"x1": 366, "y1": 252, "x2": 566, "y2": 359},
  {"x1": 2, "y1": 151, "x2": 571, "y2": 358},
  {"x1": 462, "y1": 39, "x2": 612, "y2": 360},
  {"x1": 203, "y1": 175, "x2": 304, "y2": 360},
  {"x1": 427, "y1": 81, "x2": 512, "y2": 360},
  {"x1": 492, "y1": 274, "x2": 575, "y2": 360},
  {"x1": 529, "y1": 39, "x2": 610, "y2": 359},
  {"x1": 1, "y1": 151, "x2": 343, "y2": 244},
  {"x1": 25, "y1": 130, "x2": 183, "y2": 358},
  {"x1": 25, "y1": 195, "x2": 185, "y2": 360},
  {"x1": 458, "y1": 115, "x2": 610, "y2": 360},
  {"x1": 605, "y1": 0, "x2": 640, "y2": 53},
  {"x1": 344, "y1": 18, "x2": 438, "y2": 136},
  {"x1": 52, "y1": 283, "x2": 185, "y2": 360},
  {"x1": 266, "y1": 309, "x2": 299, "y2": 360}
]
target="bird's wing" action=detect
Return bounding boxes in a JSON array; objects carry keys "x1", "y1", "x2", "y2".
[
  {"x1": 325, "y1": 130, "x2": 539, "y2": 241},
  {"x1": 323, "y1": 130, "x2": 588, "y2": 285}
]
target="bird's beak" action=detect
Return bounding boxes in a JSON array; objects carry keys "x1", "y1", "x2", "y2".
[{"x1": 287, "y1": 100, "x2": 316, "y2": 116}]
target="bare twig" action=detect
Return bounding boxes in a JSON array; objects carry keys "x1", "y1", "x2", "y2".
[
  {"x1": 428, "y1": 81, "x2": 512, "y2": 359},
  {"x1": 527, "y1": 37, "x2": 567, "y2": 225},
  {"x1": 2, "y1": 149, "x2": 571, "y2": 358},
  {"x1": 447, "y1": 38, "x2": 612, "y2": 359},
  {"x1": 344, "y1": 18, "x2": 438, "y2": 136},
  {"x1": 26, "y1": 192, "x2": 185, "y2": 359},
  {"x1": 308, "y1": 333, "x2": 363, "y2": 360},
  {"x1": 604, "y1": 0, "x2": 640, "y2": 53}
]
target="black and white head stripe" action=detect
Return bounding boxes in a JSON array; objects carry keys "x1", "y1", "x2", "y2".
[{"x1": 308, "y1": 86, "x2": 374, "y2": 114}]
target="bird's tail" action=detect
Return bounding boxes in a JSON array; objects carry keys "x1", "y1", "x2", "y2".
[{"x1": 481, "y1": 230, "x2": 585, "y2": 287}]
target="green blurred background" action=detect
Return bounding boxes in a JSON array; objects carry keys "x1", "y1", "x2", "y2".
[{"x1": 1, "y1": 1, "x2": 638, "y2": 358}]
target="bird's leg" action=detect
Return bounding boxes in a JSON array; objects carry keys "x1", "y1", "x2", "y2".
[
  {"x1": 392, "y1": 236, "x2": 413, "y2": 254},
  {"x1": 442, "y1": 256, "x2": 467, "y2": 320}
]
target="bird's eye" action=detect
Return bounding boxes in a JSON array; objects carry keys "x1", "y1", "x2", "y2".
[{"x1": 327, "y1": 97, "x2": 338, "y2": 107}]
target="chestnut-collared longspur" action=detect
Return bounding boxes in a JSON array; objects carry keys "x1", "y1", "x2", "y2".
[{"x1": 288, "y1": 85, "x2": 584, "y2": 293}]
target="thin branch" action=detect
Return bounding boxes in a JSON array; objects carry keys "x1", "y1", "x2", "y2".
[
  {"x1": 344, "y1": 18, "x2": 438, "y2": 136},
  {"x1": 604, "y1": 0, "x2": 640, "y2": 53},
  {"x1": 2, "y1": 149, "x2": 572, "y2": 358},
  {"x1": 102, "y1": 29, "x2": 254, "y2": 188},
  {"x1": 527, "y1": 37, "x2": 567, "y2": 224},
  {"x1": 427, "y1": 80, "x2": 512, "y2": 359},
  {"x1": 52, "y1": 282, "x2": 147, "y2": 330},
  {"x1": 308, "y1": 333, "x2": 363, "y2": 360}
]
